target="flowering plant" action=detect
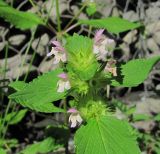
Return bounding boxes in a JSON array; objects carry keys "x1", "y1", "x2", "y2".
[
  {"x1": 0, "y1": 0, "x2": 160, "y2": 153},
  {"x1": 9, "y1": 29, "x2": 160, "y2": 154}
]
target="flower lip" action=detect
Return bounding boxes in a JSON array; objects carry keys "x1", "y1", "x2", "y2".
[
  {"x1": 67, "y1": 108, "x2": 78, "y2": 113},
  {"x1": 58, "y1": 73, "x2": 68, "y2": 79}
]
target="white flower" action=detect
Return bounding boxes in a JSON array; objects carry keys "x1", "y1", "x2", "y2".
[
  {"x1": 47, "y1": 41, "x2": 67, "y2": 64},
  {"x1": 104, "y1": 60, "x2": 117, "y2": 76},
  {"x1": 93, "y1": 29, "x2": 114, "y2": 61},
  {"x1": 57, "y1": 73, "x2": 71, "y2": 93},
  {"x1": 67, "y1": 108, "x2": 83, "y2": 128}
]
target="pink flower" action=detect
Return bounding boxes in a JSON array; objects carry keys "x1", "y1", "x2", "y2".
[
  {"x1": 67, "y1": 108, "x2": 83, "y2": 128},
  {"x1": 58, "y1": 73, "x2": 67, "y2": 79},
  {"x1": 94, "y1": 29, "x2": 105, "y2": 43},
  {"x1": 57, "y1": 73, "x2": 71, "y2": 93},
  {"x1": 47, "y1": 41, "x2": 67, "y2": 64},
  {"x1": 93, "y1": 29, "x2": 114, "y2": 61}
]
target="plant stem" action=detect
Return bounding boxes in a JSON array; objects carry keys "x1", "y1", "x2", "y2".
[
  {"x1": 62, "y1": 99, "x2": 70, "y2": 154},
  {"x1": 64, "y1": 3, "x2": 86, "y2": 30},
  {"x1": 23, "y1": 49, "x2": 36, "y2": 82},
  {"x1": 55, "y1": 0, "x2": 61, "y2": 32},
  {"x1": 44, "y1": 0, "x2": 54, "y2": 24},
  {"x1": 0, "y1": 100, "x2": 11, "y2": 138},
  {"x1": 64, "y1": 23, "x2": 79, "y2": 33},
  {"x1": 24, "y1": 37, "x2": 41, "y2": 82},
  {"x1": 0, "y1": 43, "x2": 9, "y2": 137},
  {"x1": 28, "y1": 0, "x2": 56, "y2": 34},
  {"x1": 88, "y1": 25, "x2": 93, "y2": 37},
  {"x1": 63, "y1": 99, "x2": 68, "y2": 125},
  {"x1": 2, "y1": 102, "x2": 16, "y2": 140},
  {"x1": 28, "y1": 0, "x2": 36, "y2": 8},
  {"x1": 16, "y1": 28, "x2": 36, "y2": 81},
  {"x1": 106, "y1": 85, "x2": 110, "y2": 98},
  {"x1": 3, "y1": 43, "x2": 8, "y2": 80},
  {"x1": 1, "y1": 43, "x2": 9, "y2": 103}
]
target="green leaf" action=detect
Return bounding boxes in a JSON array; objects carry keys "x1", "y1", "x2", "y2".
[
  {"x1": 110, "y1": 56, "x2": 160, "y2": 87},
  {"x1": 154, "y1": 147, "x2": 160, "y2": 154},
  {"x1": 133, "y1": 114, "x2": 152, "y2": 121},
  {"x1": 19, "y1": 137, "x2": 60, "y2": 154},
  {"x1": 66, "y1": 34, "x2": 99, "y2": 80},
  {"x1": 0, "y1": 138, "x2": 18, "y2": 148},
  {"x1": 0, "y1": 148, "x2": 6, "y2": 154},
  {"x1": 75, "y1": 116, "x2": 140, "y2": 154},
  {"x1": 86, "y1": 3, "x2": 97, "y2": 16},
  {"x1": 5, "y1": 109, "x2": 27, "y2": 125},
  {"x1": 154, "y1": 114, "x2": 160, "y2": 121},
  {"x1": 125, "y1": 105, "x2": 136, "y2": 115},
  {"x1": 9, "y1": 81, "x2": 28, "y2": 91},
  {"x1": 79, "y1": 17, "x2": 141, "y2": 34},
  {"x1": 0, "y1": 1, "x2": 44, "y2": 30},
  {"x1": 28, "y1": 102, "x2": 65, "y2": 113},
  {"x1": 9, "y1": 69, "x2": 66, "y2": 113},
  {"x1": 153, "y1": 142, "x2": 160, "y2": 154}
]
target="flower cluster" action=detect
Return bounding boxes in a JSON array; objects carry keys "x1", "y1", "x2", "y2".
[
  {"x1": 47, "y1": 30, "x2": 117, "y2": 128},
  {"x1": 47, "y1": 41, "x2": 71, "y2": 93}
]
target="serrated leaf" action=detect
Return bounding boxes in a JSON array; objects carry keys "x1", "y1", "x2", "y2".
[
  {"x1": 26, "y1": 102, "x2": 65, "y2": 113},
  {"x1": 66, "y1": 34, "x2": 98, "y2": 80},
  {"x1": 75, "y1": 116, "x2": 140, "y2": 154},
  {"x1": 110, "y1": 56, "x2": 160, "y2": 87},
  {"x1": 9, "y1": 69, "x2": 66, "y2": 113},
  {"x1": 0, "y1": 1, "x2": 44, "y2": 30},
  {"x1": 19, "y1": 137, "x2": 60, "y2": 154},
  {"x1": 79, "y1": 17, "x2": 141, "y2": 34},
  {"x1": 9, "y1": 81, "x2": 27, "y2": 91}
]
